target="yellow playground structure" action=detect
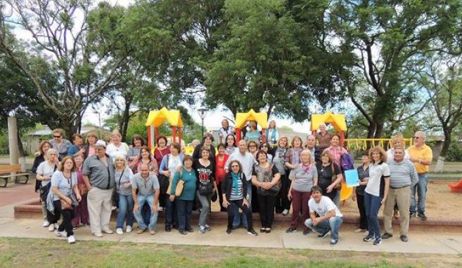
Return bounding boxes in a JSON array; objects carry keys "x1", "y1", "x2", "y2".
[{"x1": 235, "y1": 109, "x2": 268, "y2": 143}]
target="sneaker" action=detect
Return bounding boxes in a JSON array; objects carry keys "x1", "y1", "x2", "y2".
[
  {"x1": 265, "y1": 228, "x2": 271, "y2": 233},
  {"x1": 55, "y1": 230, "x2": 66, "y2": 237},
  {"x1": 354, "y1": 228, "x2": 366, "y2": 233},
  {"x1": 318, "y1": 230, "x2": 330, "y2": 238},
  {"x1": 286, "y1": 227, "x2": 296, "y2": 233},
  {"x1": 410, "y1": 212, "x2": 417, "y2": 217},
  {"x1": 165, "y1": 225, "x2": 172, "y2": 232},
  {"x1": 199, "y1": 226, "x2": 206, "y2": 234},
  {"x1": 149, "y1": 230, "x2": 156, "y2": 235},
  {"x1": 400, "y1": 235, "x2": 408, "y2": 242},
  {"x1": 260, "y1": 228, "x2": 266, "y2": 233},
  {"x1": 42, "y1": 220, "x2": 50, "y2": 227},
  {"x1": 330, "y1": 239, "x2": 338, "y2": 245},
  {"x1": 186, "y1": 227, "x2": 194, "y2": 233},
  {"x1": 247, "y1": 228, "x2": 258, "y2": 236},
  {"x1": 126, "y1": 226, "x2": 132, "y2": 233},
  {"x1": 137, "y1": 228, "x2": 146, "y2": 234},
  {"x1": 48, "y1": 224, "x2": 55, "y2": 232},
  {"x1": 282, "y1": 209, "x2": 289, "y2": 216},
  {"x1": 179, "y1": 229, "x2": 187, "y2": 235},
  {"x1": 102, "y1": 229, "x2": 114, "y2": 234},
  {"x1": 226, "y1": 228, "x2": 232, "y2": 234},
  {"x1": 67, "y1": 235, "x2": 76, "y2": 244},
  {"x1": 418, "y1": 213, "x2": 427, "y2": 221},
  {"x1": 373, "y1": 238, "x2": 382, "y2": 245},
  {"x1": 303, "y1": 229, "x2": 311, "y2": 235},
  {"x1": 363, "y1": 234, "x2": 374, "y2": 242},
  {"x1": 204, "y1": 224, "x2": 211, "y2": 231},
  {"x1": 93, "y1": 232, "x2": 103, "y2": 238},
  {"x1": 116, "y1": 228, "x2": 123, "y2": 235},
  {"x1": 382, "y1": 233, "x2": 393, "y2": 239}
]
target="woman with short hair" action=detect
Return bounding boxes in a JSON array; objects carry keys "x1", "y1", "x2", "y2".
[
  {"x1": 244, "y1": 120, "x2": 261, "y2": 143},
  {"x1": 71, "y1": 154, "x2": 89, "y2": 228},
  {"x1": 192, "y1": 133, "x2": 216, "y2": 163},
  {"x1": 46, "y1": 156, "x2": 81, "y2": 244},
  {"x1": 114, "y1": 154, "x2": 134, "y2": 234},
  {"x1": 106, "y1": 129, "x2": 129, "y2": 160},
  {"x1": 128, "y1": 134, "x2": 145, "y2": 171},
  {"x1": 215, "y1": 143, "x2": 229, "y2": 212},
  {"x1": 32, "y1": 140, "x2": 52, "y2": 198},
  {"x1": 83, "y1": 132, "x2": 98, "y2": 159},
  {"x1": 36, "y1": 148, "x2": 59, "y2": 229},
  {"x1": 67, "y1": 133, "x2": 85, "y2": 156},
  {"x1": 316, "y1": 150, "x2": 343, "y2": 204},
  {"x1": 273, "y1": 137, "x2": 289, "y2": 215}
]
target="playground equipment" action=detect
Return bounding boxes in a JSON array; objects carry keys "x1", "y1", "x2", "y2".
[
  {"x1": 145, "y1": 107, "x2": 183, "y2": 149},
  {"x1": 345, "y1": 138, "x2": 413, "y2": 151},
  {"x1": 448, "y1": 179, "x2": 462, "y2": 193},
  {"x1": 235, "y1": 109, "x2": 268, "y2": 143}
]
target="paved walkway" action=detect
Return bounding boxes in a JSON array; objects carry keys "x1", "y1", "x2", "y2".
[{"x1": 1, "y1": 183, "x2": 461, "y2": 255}]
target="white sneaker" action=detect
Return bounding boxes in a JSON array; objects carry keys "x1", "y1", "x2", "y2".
[
  {"x1": 126, "y1": 226, "x2": 132, "y2": 233},
  {"x1": 282, "y1": 209, "x2": 289, "y2": 216},
  {"x1": 116, "y1": 228, "x2": 123, "y2": 235},
  {"x1": 102, "y1": 229, "x2": 114, "y2": 234},
  {"x1": 67, "y1": 235, "x2": 76, "y2": 244},
  {"x1": 48, "y1": 224, "x2": 55, "y2": 232},
  {"x1": 55, "y1": 230, "x2": 67, "y2": 237},
  {"x1": 42, "y1": 220, "x2": 50, "y2": 227}
]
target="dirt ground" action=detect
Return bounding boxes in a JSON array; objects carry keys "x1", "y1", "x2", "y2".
[{"x1": 340, "y1": 180, "x2": 462, "y2": 221}]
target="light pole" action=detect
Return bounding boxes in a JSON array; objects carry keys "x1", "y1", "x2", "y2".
[{"x1": 198, "y1": 107, "x2": 207, "y2": 139}]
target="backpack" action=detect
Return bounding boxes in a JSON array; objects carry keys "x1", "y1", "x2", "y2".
[{"x1": 340, "y1": 153, "x2": 354, "y2": 171}]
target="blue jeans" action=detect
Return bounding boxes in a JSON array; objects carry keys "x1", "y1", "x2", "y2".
[
  {"x1": 232, "y1": 183, "x2": 251, "y2": 228},
  {"x1": 176, "y1": 199, "x2": 193, "y2": 231},
  {"x1": 305, "y1": 216, "x2": 343, "y2": 241},
  {"x1": 116, "y1": 194, "x2": 134, "y2": 229},
  {"x1": 410, "y1": 173, "x2": 428, "y2": 214},
  {"x1": 364, "y1": 192, "x2": 382, "y2": 239},
  {"x1": 134, "y1": 194, "x2": 158, "y2": 230}
]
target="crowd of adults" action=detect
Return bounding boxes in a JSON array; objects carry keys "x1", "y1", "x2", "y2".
[{"x1": 31, "y1": 120, "x2": 433, "y2": 245}]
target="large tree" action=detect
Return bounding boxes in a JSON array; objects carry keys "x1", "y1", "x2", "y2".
[
  {"x1": 0, "y1": 0, "x2": 127, "y2": 138},
  {"x1": 328, "y1": 0, "x2": 462, "y2": 138}
]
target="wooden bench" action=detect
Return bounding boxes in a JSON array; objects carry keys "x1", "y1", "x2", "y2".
[{"x1": 0, "y1": 164, "x2": 30, "y2": 187}]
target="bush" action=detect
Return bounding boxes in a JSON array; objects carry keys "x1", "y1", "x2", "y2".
[{"x1": 446, "y1": 141, "x2": 462, "y2": 161}]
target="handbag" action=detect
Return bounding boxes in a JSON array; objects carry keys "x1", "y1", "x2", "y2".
[
  {"x1": 198, "y1": 181, "x2": 213, "y2": 195},
  {"x1": 39, "y1": 183, "x2": 51, "y2": 202},
  {"x1": 78, "y1": 183, "x2": 88, "y2": 195},
  {"x1": 175, "y1": 180, "x2": 185, "y2": 197},
  {"x1": 60, "y1": 174, "x2": 78, "y2": 210}
]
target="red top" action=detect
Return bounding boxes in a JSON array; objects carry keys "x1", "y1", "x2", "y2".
[
  {"x1": 154, "y1": 147, "x2": 170, "y2": 166},
  {"x1": 215, "y1": 154, "x2": 229, "y2": 184}
]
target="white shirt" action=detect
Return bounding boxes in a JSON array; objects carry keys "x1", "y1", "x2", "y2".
[
  {"x1": 225, "y1": 151, "x2": 255, "y2": 181},
  {"x1": 106, "y1": 142, "x2": 129, "y2": 161},
  {"x1": 365, "y1": 162, "x2": 390, "y2": 197},
  {"x1": 36, "y1": 161, "x2": 57, "y2": 186},
  {"x1": 309, "y1": 196, "x2": 342, "y2": 217}
]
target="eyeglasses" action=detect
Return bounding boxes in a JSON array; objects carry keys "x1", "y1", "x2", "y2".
[{"x1": 53, "y1": 135, "x2": 61, "y2": 138}]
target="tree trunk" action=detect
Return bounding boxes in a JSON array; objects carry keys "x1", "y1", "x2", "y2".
[
  {"x1": 120, "y1": 97, "x2": 132, "y2": 142},
  {"x1": 434, "y1": 129, "x2": 451, "y2": 173}
]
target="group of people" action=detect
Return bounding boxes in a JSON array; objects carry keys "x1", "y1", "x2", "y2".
[{"x1": 31, "y1": 122, "x2": 433, "y2": 246}]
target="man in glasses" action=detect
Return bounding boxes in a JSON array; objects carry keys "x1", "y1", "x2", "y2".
[
  {"x1": 407, "y1": 131, "x2": 433, "y2": 220},
  {"x1": 49, "y1": 128, "x2": 72, "y2": 160}
]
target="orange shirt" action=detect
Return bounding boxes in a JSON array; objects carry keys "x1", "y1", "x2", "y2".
[{"x1": 407, "y1": 144, "x2": 432, "y2": 173}]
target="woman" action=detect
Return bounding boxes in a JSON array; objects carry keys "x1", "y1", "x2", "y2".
[
  {"x1": 114, "y1": 154, "x2": 134, "y2": 234},
  {"x1": 225, "y1": 134, "x2": 237, "y2": 155},
  {"x1": 153, "y1": 136, "x2": 170, "y2": 164},
  {"x1": 252, "y1": 150, "x2": 280, "y2": 233},
  {"x1": 71, "y1": 154, "x2": 89, "y2": 228},
  {"x1": 248, "y1": 141, "x2": 259, "y2": 160},
  {"x1": 244, "y1": 120, "x2": 261, "y2": 143},
  {"x1": 36, "y1": 148, "x2": 59, "y2": 229},
  {"x1": 285, "y1": 136, "x2": 304, "y2": 169},
  {"x1": 159, "y1": 143, "x2": 184, "y2": 231},
  {"x1": 259, "y1": 143, "x2": 273, "y2": 163},
  {"x1": 194, "y1": 148, "x2": 217, "y2": 233},
  {"x1": 325, "y1": 134, "x2": 348, "y2": 167},
  {"x1": 353, "y1": 153, "x2": 369, "y2": 233},
  {"x1": 32, "y1": 140, "x2": 52, "y2": 197},
  {"x1": 218, "y1": 119, "x2": 234, "y2": 144},
  {"x1": 169, "y1": 155, "x2": 197, "y2": 235},
  {"x1": 83, "y1": 132, "x2": 98, "y2": 159},
  {"x1": 363, "y1": 146, "x2": 390, "y2": 246},
  {"x1": 273, "y1": 137, "x2": 289, "y2": 214},
  {"x1": 286, "y1": 150, "x2": 317, "y2": 234},
  {"x1": 266, "y1": 120, "x2": 279, "y2": 147},
  {"x1": 215, "y1": 144, "x2": 229, "y2": 212},
  {"x1": 135, "y1": 146, "x2": 158, "y2": 174},
  {"x1": 106, "y1": 129, "x2": 129, "y2": 160},
  {"x1": 67, "y1": 133, "x2": 85, "y2": 156},
  {"x1": 128, "y1": 134, "x2": 145, "y2": 171},
  {"x1": 46, "y1": 156, "x2": 81, "y2": 244},
  {"x1": 192, "y1": 133, "x2": 216, "y2": 163},
  {"x1": 316, "y1": 151, "x2": 343, "y2": 204}
]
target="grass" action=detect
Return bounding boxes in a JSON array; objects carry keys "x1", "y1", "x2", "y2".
[{"x1": 0, "y1": 238, "x2": 460, "y2": 268}]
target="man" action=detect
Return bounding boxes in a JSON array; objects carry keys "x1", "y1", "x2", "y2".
[
  {"x1": 315, "y1": 124, "x2": 332, "y2": 152},
  {"x1": 304, "y1": 185, "x2": 343, "y2": 245},
  {"x1": 225, "y1": 140, "x2": 255, "y2": 228},
  {"x1": 407, "y1": 131, "x2": 433, "y2": 220},
  {"x1": 82, "y1": 140, "x2": 115, "y2": 237},
  {"x1": 218, "y1": 119, "x2": 234, "y2": 144},
  {"x1": 49, "y1": 128, "x2": 72, "y2": 160},
  {"x1": 132, "y1": 163, "x2": 160, "y2": 235},
  {"x1": 305, "y1": 134, "x2": 320, "y2": 164},
  {"x1": 382, "y1": 148, "x2": 418, "y2": 242}
]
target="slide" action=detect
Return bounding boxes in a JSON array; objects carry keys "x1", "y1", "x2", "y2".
[{"x1": 448, "y1": 179, "x2": 462, "y2": 193}]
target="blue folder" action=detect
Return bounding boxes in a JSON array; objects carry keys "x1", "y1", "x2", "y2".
[{"x1": 344, "y1": 169, "x2": 360, "y2": 187}]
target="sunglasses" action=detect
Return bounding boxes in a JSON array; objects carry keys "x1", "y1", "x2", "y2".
[{"x1": 53, "y1": 135, "x2": 61, "y2": 138}]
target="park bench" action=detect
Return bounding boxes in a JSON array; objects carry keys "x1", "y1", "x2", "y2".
[{"x1": 0, "y1": 164, "x2": 30, "y2": 187}]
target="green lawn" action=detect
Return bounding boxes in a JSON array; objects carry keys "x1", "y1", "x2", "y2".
[{"x1": 0, "y1": 238, "x2": 460, "y2": 267}]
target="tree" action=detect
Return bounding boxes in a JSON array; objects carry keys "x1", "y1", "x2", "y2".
[
  {"x1": 0, "y1": 0, "x2": 127, "y2": 138},
  {"x1": 421, "y1": 56, "x2": 462, "y2": 171},
  {"x1": 328, "y1": 0, "x2": 462, "y2": 138}
]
